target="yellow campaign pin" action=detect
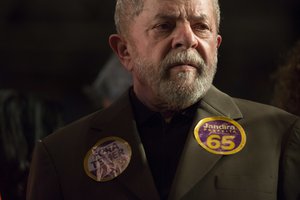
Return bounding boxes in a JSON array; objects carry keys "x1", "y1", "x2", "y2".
[
  {"x1": 84, "y1": 136, "x2": 132, "y2": 182},
  {"x1": 194, "y1": 116, "x2": 246, "y2": 155}
]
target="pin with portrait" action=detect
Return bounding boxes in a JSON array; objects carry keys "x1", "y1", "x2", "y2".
[{"x1": 84, "y1": 136, "x2": 132, "y2": 182}]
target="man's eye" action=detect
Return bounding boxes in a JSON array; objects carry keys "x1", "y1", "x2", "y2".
[
  {"x1": 193, "y1": 23, "x2": 210, "y2": 31},
  {"x1": 153, "y1": 23, "x2": 174, "y2": 31}
]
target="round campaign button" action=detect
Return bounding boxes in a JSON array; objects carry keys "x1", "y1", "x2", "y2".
[
  {"x1": 194, "y1": 116, "x2": 246, "y2": 155},
  {"x1": 84, "y1": 136, "x2": 132, "y2": 182}
]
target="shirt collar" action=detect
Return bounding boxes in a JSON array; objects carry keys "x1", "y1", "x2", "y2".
[{"x1": 129, "y1": 88, "x2": 199, "y2": 124}]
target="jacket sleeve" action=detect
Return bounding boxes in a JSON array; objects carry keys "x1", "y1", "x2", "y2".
[
  {"x1": 279, "y1": 118, "x2": 300, "y2": 200},
  {"x1": 26, "y1": 141, "x2": 63, "y2": 200}
]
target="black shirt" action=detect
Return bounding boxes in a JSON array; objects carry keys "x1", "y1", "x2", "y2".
[{"x1": 129, "y1": 89, "x2": 198, "y2": 199}]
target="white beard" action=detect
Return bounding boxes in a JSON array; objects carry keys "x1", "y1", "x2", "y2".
[{"x1": 134, "y1": 49, "x2": 218, "y2": 111}]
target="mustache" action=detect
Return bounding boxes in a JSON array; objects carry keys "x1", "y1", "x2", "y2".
[{"x1": 160, "y1": 49, "x2": 206, "y2": 71}]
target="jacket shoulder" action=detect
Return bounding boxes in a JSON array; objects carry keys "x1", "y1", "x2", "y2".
[
  {"x1": 41, "y1": 90, "x2": 132, "y2": 148},
  {"x1": 41, "y1": 110, "x2": 101, "y2": 146},
  {"x1": 233, "y1": 97, "x2": 299, "y2": 125}
]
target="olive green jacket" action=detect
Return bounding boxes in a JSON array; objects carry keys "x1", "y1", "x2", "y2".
[{"x1": 27, "y1": 86, "x2": 300, "y2": 200}]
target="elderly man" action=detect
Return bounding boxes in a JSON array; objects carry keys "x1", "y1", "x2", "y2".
[{"x1": 27, "y1": 0, "x2": 300, "y2": 199}]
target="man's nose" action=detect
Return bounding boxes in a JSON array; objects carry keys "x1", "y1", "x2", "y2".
[{"x1": 171, "y1": 23, "x2": 198, "y2": 49}]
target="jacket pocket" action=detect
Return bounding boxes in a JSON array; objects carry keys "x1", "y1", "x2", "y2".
[{"x1": 216, "y1": 175, "x2": 276, "y2": 194}]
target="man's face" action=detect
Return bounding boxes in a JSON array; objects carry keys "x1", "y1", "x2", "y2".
[{"x1": 126, "y1": 0, "x2": 221, "y2": 111}]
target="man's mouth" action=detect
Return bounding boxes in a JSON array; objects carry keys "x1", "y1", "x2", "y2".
[{"x1": 168, "y1": 62, "x2": 198, "y2": 72}]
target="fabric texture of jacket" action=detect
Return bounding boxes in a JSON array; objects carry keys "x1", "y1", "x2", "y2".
[{"x1": 27, "y1": 86, "x2": 300, "y2": 200}]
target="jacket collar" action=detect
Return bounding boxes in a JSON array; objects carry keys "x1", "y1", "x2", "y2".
[
  {"x1": 89, "y1": 85, "x2": 243, "y2": 200},
  {"x1": 200, "y1": 85, "x2": 243, "y2": 119}
]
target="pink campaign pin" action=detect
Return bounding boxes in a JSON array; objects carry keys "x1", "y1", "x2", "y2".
[
  {"x1": 84, "y1": 137, "x2": 132, "y2": 182},
  {"x1": 194, "y1": 116, "x2": 246, "y2": 155}
]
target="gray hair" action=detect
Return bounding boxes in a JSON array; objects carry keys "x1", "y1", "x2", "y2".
[{"x1": 114, "y1": 0, "x2": 221, "y2": 36}]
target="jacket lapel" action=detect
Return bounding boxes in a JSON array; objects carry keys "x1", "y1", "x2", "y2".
[
  {"x1": 88, "y1": 91, "x2": 160, "y2": 200},
  {"x1": 169, "y1": 86, "x2": 243, "y2": 200}
]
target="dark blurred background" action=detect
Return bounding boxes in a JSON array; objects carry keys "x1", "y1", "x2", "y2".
[
  {"x1": 0, "y1": 0, "x2": 300, "y2": 116},
  {"x1": 0, "y1": 1, "x2": 299, "y2": 199}
]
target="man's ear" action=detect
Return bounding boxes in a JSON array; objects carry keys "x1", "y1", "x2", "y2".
[
  {"x1": 216, "y1": 34, "x2": 222, "y2": 48},
  {"x1": 109, "y1": 34, "x2": 132, "y2": 71}
]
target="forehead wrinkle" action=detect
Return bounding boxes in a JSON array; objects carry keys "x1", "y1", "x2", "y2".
[
  {"x1": 153, "y1": 12, "x2": 209, "y2": 24},
  {"x1": 148, "y1": 0, "x2": 209, "y2": 20},
  {"x1": 143, "y1": 0, "x2": 217, "y2": 30}
]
